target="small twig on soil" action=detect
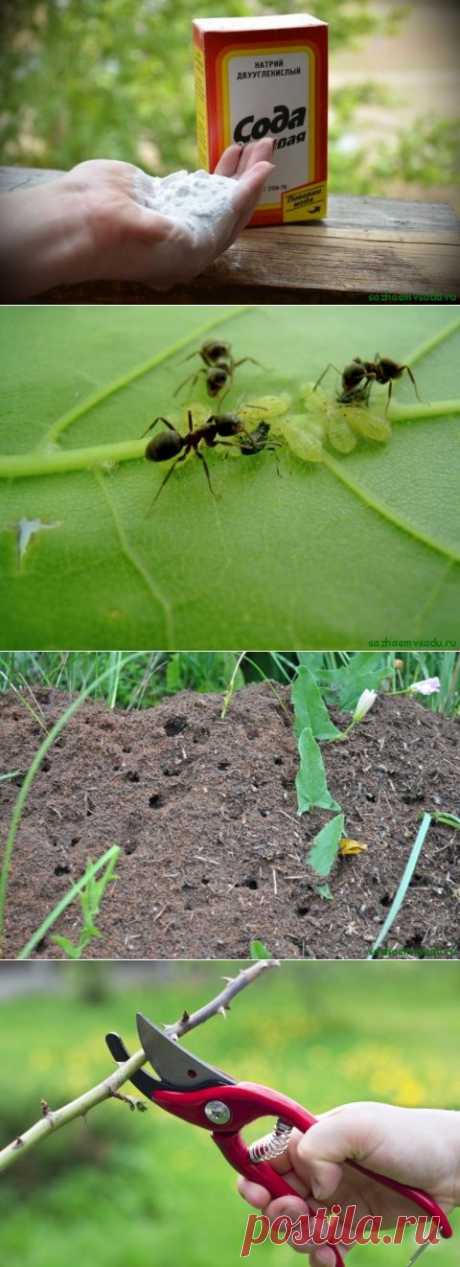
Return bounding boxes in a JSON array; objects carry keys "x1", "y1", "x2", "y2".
[{"x1": 0, "y1": 960, "x2": 279, "y2": 1174}]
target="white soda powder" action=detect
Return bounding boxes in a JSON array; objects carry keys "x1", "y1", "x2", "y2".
[
  {"x1": 133, "y1": 167, "x2": 237, "y2": 235},
  {"x1": 132, "y1": 166, "x2": 239, "y2": 287}
]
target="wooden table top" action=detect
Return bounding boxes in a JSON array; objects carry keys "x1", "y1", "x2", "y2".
[{"x1": 1, "y1": 165, "x2": 459, "y2": 303}]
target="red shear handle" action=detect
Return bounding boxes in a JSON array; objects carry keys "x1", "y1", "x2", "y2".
[
  {"x1": 153, "y1": 1080, "x2": 452, "y2": 1257},
  {"x1": 348, "y1": 1158, "x2": 452, "y2": 1237},
  {"x1": 214, "y1": 1132, "x2": 345, "y2": 1267},
  {"x1": 236, "y1": 1084, "x2": 451, "y2": 1238},
  {"x1": 214, "y1": 1083, "x2": 452, "y2": 1261}
]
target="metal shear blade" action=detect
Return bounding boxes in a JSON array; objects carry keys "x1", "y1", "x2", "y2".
[{"x1": 136, "y1": 1013, "x2": 234, "y2": 1091}]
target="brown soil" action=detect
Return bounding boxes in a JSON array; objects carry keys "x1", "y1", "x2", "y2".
[{"x1": 1, "y1": 684, "x2": 459, "y2": 960}]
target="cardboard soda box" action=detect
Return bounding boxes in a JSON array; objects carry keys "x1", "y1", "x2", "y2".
[{"x1": 192, "y1": 13, "x2": 328, "y2": 226}]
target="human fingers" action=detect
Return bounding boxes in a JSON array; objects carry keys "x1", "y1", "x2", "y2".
[
  {"x1": 218, "y1": 158, "x2": 274, "y2": 247},
  {"x1": 233, "y1": 137, "x2": 275, "y2": 174},
  {"x1": 238, "y1": 1161, "x2": 309, "y2": 1211},
  {"x1": 214, "y1": 143, "x2": 245, "y2": 176},
  {"x1": 214, "y1": 138, "x2": 274, "y2": 177}
]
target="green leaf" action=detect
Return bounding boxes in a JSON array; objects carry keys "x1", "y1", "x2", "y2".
[
  {"x1": 307, "y1": 813, "x2": 345, "y2": 877},
  {"x1": 249, "y1": 939, "x2": 272, "y2": 960},
  {"x1": 17, "y1": 845, "x2": 122, "y2": 960},
  {"x1": 369, "y1": 812, "x2": 432, "y2": 958},
  {"x1": 51, "y1": 935, "x2": 80, "y2": 959},
  {"x1": 291, "y1": 665, "x2": 342, "y2": 739},
  {"x1": 295, "y1": 728, "x2": 341, "y2": 815},
  {"x1": 431, "y1": 811, "x2": 460, "y2": 830},
  {"x1": 1, "y1": 306, "x2": 459, "y2": 648},
  {"x1": 317, "y1": 882, "x2": 333, "y2": 900},
  {"x1": 321, "y1": 652, "x2": 392, "y2": 711}
]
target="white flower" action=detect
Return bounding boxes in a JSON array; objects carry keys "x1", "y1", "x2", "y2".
[
  {"x1": 408, "y1": 676, "x2": 440, "y2": 696},
  {"x1": 353, "y1": 689, "x2": 377, "y2": 721}
]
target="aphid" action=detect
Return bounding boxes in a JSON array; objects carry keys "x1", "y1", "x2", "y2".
[
  {"x1": 174, "y1": 342, "x2": 262, "y2": 401},
  {"x1": 301, "y1": 381, "x2": 391, "y2": 454},
  {"x1": 345, "y1": 405, "x2": 392, "y2": 444},
  {"x1": 238, "y1": 393, "x2": 292, "y2": 425},
  {"x1": 276, "y1": 413, "x2": 324, "y2": 463},
  {"x1": 325, "y1": 413, "x2": 357, "y2": 454},
  {"x1": 314, "y1": 355, "x2": 420, "y2": 414},
  {"x1": 142, "y1": 410, "x2": 275, "y2": 506}
]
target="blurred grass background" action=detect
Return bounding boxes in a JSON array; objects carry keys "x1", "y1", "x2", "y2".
[
  {"x1": 1, "y1": 959, "x2": 459, "y2": 1266},
  {"x1": 1, "y1": 650, "x2": 459, "y2": 715},
  {"x1": 0, "y1": 0, "x2": 459, "y2": 206}
]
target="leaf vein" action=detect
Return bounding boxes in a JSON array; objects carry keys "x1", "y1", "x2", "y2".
[
  {"x1": 95, "y1": 472, "x2": 175, "y2": 647},
  {"x1": 322, "y1": 454, "x2": 460, "y2": 564}
]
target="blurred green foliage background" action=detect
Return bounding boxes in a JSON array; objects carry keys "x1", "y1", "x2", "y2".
[
  {"x1": 0, "y1": 0, "x2": 458, "y2": 199},
  {"x1": 1, "y1": 960, "x2": 459, "y2": 1266},
  {"x1": 1, "y1": 649, "x2": 459, "y2": 714}
]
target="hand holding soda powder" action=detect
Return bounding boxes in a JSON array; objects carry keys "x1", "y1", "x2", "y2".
[
  {"x1": 0, "y1": 140, "x2": 274, "y2": 300},
  {"x1": 238, "y1": 1103, "x2": 460, "y2": 1265}
]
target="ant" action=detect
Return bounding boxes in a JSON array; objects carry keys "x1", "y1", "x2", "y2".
[
  {"x1": 313, "y1": 355, "x2": 421, "y2": 413},
  {"x1": 142, "y1": 410, "x2": 279, "y2": 506},
  {"x1": 183, "y1": 339, "x2": 232, "y2": 367},
  {"x1": 174, "y1": 339, "x2": 262, "y2": 401}
]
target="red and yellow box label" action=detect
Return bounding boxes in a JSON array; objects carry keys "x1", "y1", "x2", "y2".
[{"x1": 193, "y1": 14, "x2": 328, "y2": 226}]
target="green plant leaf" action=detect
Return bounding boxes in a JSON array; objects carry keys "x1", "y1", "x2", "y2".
[
  {"x1": 296, "y1": 728, "x2": 341, "y2": 815},
  {"x1": 369, "y1": 812, "x2": 432, "y2": 958},
  {"x1": 320, "y1": 652, "x2": 392, "y2": 711},
  {"x1": 307, "y1": 813, "x2": 345, "y2": 877},
  {"x1": 431, "y1": 811, "x2": 460, "y2": 830},
  {"x1": 317, "y1": 882, "x2": 333, "y2": 900},
  {"x1": 1, "y1": 306, "x2": 459, "y2": 648},
  {"x1": 291, "y1": 665, "x2": 342, "y2": 739},
  {"x1": 51, "y1": 935, "x2": 80, "y2": 959},
  {"x1": 249, "y1": 939, "x2": 272, "y2": 960}
]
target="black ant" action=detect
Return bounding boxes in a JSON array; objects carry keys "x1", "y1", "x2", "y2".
[
  {"x1": 313, "y1": 355, "x2": 421, "y2": 413},
  {"x1": 174, "y1": 339, "x2": 262, "y2": 400},
  {"x1": 142, "y1": 410, "x2": 278, "y2": 506},
  {"x1": 182, "y1": 339, "x2": 232, "y2": 367}
]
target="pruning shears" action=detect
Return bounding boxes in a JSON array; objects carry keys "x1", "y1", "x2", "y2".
[{"x1": 106, "y1": 1014, "x2": 453, "y2": 1267}]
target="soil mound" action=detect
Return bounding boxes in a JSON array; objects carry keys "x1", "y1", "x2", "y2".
[{"x1": 1, "y1": 683, "x2": 458, "y2": 959}]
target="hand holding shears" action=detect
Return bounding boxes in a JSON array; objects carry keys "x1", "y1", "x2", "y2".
[{"x1": 106, "y1": 1014, "x2": 453, "y2": 1267}]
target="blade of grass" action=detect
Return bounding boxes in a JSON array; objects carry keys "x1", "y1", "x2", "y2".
[
  {"x1": 220, "y1": 652, "x2": 247, "y2": 719},
  {"x1": 368, "y1": 812, "x2": 432, "y2": 959},
  {"x1": 431, "y1": 811, "x2": 460, "y2": 830},
  {"x1": 107, "y1": 650, "x2": 123, "y2": 709},
  {"x1": 0, "y1": 771, "x2": 20, "y2": 782},
  {"x1": 0, "y1": 652, "x2": 143, "y2": 954},
  {"x1": 52, "y1": 846, "x2": 121, "y2": 958},
  {"x1": 17, "y1": 846, "x2": 121, "y2": 960}
]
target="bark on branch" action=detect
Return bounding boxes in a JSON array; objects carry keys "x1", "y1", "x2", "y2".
[{"x1": 0, "y1": 959, "x2": 279, "y2": 1173}]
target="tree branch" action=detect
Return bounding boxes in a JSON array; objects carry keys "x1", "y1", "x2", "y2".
[{"x1": 0, "y1": 959, "x2": 279, "y2": 1173}]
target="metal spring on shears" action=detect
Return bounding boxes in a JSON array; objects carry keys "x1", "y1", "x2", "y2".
[{"x1": 249, "y1": 1118, "x2": 293, "y2": 1163}]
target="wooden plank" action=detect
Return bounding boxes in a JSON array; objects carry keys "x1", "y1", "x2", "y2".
[
  {"x1": 195, "y1": 234, "x2": 460, "y2": 300},
  {"x1": 1, "y1": 165, "x2": 458, "y2": 302}
]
